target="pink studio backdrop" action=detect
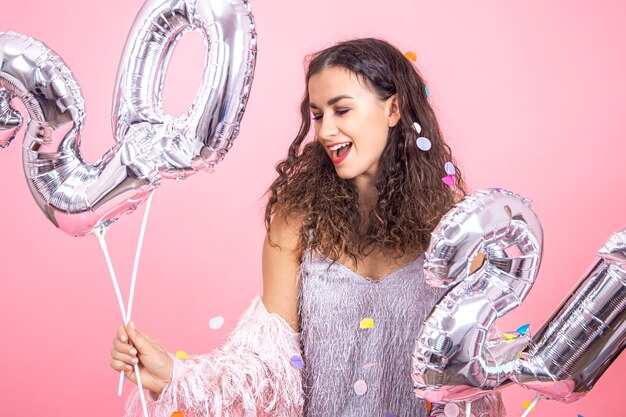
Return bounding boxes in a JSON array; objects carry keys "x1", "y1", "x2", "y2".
[{"x1": 1, "y1": 1, "x2": 625, "y2": 416}]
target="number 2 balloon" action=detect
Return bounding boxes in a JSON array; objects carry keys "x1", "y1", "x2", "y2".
[{"x1": 413, "y1": 188, "x2": 626, "y2": 405}]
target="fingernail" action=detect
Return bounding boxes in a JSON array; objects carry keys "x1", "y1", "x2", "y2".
[
  {"x1": 130, "y1": 348, "x2": 137, "y2": 355},
  {"x1": 121, "y1": 335, "x2": 127, "y2": 342},
  {"x1": 129, "y1": 321, "x2": 136, "y2": 330},
  {"x1": 132, "y1": 358, "x2": 139, "y2": 364}
]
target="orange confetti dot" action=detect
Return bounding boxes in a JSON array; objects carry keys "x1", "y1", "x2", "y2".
[
  {"x1": 175, "y1": 350, "x2": 189, "y2": 361},
  {"x1": 171, "y1": 412, "x2": 184, "y2": 417},
  {"x1": 425, "y1": 401, "x2": 432, "y2": 411},
  {"x1": 360, "y1": 318, "x2": 375, "y2": 329},
  {"x1": 404, "y1": 51, "x2": 417, "y2": 61}
]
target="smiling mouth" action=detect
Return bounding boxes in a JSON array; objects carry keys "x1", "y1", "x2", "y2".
[{"x1": 328, "y1": 142, "x2": 353, "y2": 163}]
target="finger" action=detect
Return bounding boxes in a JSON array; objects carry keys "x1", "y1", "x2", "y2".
[
  {"x1": 110, "y1": 358, "x2": 134, "y2": 373},
  {"x1": 117, "y1": 323, "x2": 129, "y2": 343},
  {"x1": 110, "y1": 348, "x2": 139, "y2": 366},
  {"x1": 123, "y1": 367, "x2": 138, "y2": 385},
  {"x1": 126, "y1": 321, "x2": 153, "y2": 353},
  {"x1": 113, "y1": 337, "x2": 138, "y2": 356}
]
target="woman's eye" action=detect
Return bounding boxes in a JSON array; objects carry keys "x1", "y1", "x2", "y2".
[{"x1": 311, "y1": 109, "x2": 349, "y2": 121}]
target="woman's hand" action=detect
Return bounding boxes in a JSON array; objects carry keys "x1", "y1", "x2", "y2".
[{"x1": 110, "y1": 321, "x2": 174, "y2": 396}]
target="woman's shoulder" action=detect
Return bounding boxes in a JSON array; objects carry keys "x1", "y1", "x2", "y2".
[{"x1": 267, "y1": 207, "x2": 309, "y2": 251}]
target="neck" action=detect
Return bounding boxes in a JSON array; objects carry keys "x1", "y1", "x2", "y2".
[{"x1": 354, "y1": 175, "x2": 377, "y2": 218}]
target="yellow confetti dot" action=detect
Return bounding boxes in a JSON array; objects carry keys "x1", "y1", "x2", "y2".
[
  {"x1": 360, "y1": 318, "x2": 375, "y2": 329},
  {"x1": 522, "y1": 400, "x2": 535, "y2": 412},
  {"x1": 404, "y1": 51, "x2": 417, "y2": 61},
  {"x1": 175, "y1": 350, "x2": 189, "y2": 361},
  {"x1": 503, "y1": 333, "x2": 517, "y2": 339},
  {"x1": 171, "y1": 412, "x2": 184, "y2": 417}
]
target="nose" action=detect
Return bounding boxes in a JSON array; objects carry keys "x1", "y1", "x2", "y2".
[{"x1": 317, "y1": 114, "x2": 339, "y2": 140}]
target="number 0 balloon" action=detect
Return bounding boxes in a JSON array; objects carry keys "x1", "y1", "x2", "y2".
[{"x1": 0, "y1": 0, "x2": 256, "y2": 236}]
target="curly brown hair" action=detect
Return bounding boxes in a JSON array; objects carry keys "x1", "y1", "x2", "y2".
[{"x1": 264, "y1": 38, "x2": 467, "y2": 265}]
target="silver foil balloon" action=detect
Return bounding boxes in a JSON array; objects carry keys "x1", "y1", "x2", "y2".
[
  {"x1": 511, "y1": 227, "x2": 626, "y2": 402},
  {"x1": 0, "y1": 0, "x2": 256, "y2": 236},
  {"x1": 412, "y1": 188, "x2": 544, "y2": 402},
  {"x1": 0, "y1": 89, "x2": 22, "y2": 147}
]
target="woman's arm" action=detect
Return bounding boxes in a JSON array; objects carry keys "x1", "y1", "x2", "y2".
[
  {"x1": 123, "y1": 213, "x2": 306, "y2": 417},
  {"x1": 262, "y1": 211, "x2": 304, "y2": 333}
]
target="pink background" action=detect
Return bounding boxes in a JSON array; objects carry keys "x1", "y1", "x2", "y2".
[{"x1": 1, "y1": 1, "x2": 625, "y2": 416}]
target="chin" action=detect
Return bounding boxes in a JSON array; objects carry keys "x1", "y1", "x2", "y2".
[{"x1": 333, "y1": 167, "x2": 357, "y2": 181}]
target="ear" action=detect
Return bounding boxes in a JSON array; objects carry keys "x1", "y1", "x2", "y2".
[{"x1": 386, "y1": 94, "x2": 400, "y2": 122}]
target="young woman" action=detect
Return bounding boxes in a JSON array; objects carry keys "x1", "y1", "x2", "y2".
[{"x1": 110, "y1": 38, "x2": 506, "y2": 417}]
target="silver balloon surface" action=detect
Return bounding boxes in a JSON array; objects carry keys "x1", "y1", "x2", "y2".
[
  {"x1": 511, "y1": 227, "x2": 626, "y2": 402},
  {"x1": 412, "y1": 188, "x2": 544, "y2": 402},
  {"x1": 0, "y1": 0, "x2": 256, "y2": 236},
  {"x1": 0, "y1": 89, "x2": 22, "y2": 147}
]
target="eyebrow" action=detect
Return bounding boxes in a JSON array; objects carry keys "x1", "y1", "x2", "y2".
[{"x1": 308, "y1": 95, "x2": 354, "y2": 109}]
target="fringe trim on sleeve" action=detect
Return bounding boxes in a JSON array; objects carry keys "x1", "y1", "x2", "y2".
[{"x1": 125, "y1": 296, "x2": 304, "y2": 417}]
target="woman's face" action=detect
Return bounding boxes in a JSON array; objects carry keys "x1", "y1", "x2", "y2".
[{"x1": 308, "y1": 66, "x2": 398, "y2": 183}]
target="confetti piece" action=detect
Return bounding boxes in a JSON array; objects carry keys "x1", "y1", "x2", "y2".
[
  {"x1": 442, "y1": 175, "x2": 455, "y2": 186},
  {"x1": 416, "y1": 137, "x2": 431, "y2": 151},
  {"x1": 516, "y1": 323, "x2": 530, "y2": 335},
  {"x1": 413, "y1": 121, "x2": 422, "y2": 134},
  {"x1": 444, "y1": 162, "x2": 456, "y2": 175},
  {"x1": 175, "y1": 350, "x2": 189, "y2": 361},
  {"x1": 171, "y1": 412, "x2": 184, "y2": 417},
  {"x1": 362, "y1": 362, "x2": 377, "y2": 369},
  {"x1": 360, "y1": 318, "x2": 375, "y2": 329},
  {"x1": 502, "y1": 332, "x2": 518, "y2": 344},
  {"x1": 290, "y1": 354, "x2": 304, "y2": 369},
  {"x1": 425, "y1": 401, "x2": 432, "y2": 411},
  {"x1": 444, "y1": 403, "x2": 460, "y2": 417},
  {"x1": 404, "y1": 51, "x2": 417, "y2": 61},
  {"x1": 354, "y1": 379, "x2": 368, "y2": 395},
  {"x1": 522, "y1": 399, "x2": 536, "y2": 412},
  {"x1": 425, "y1": 86, "x2": 430, "y2": 98},
  {"x1": 209, "y1": 315, "x2": 224, "y2": 330}
]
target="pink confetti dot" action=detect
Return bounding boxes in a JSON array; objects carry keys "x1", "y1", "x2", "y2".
[
  {"x1": 444, "y1": 403, "x2": 460, "y2": 417},
  {"x1": 442, "y1": 175, "x2": 455, "y2": 186},
  {"x1": 353, "y1": 379, "x2": 368, "y2": 396}
]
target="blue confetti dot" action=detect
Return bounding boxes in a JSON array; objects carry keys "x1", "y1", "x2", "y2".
[
  {"x1": 516, "y1": 323, "x2": 530, "y2": 335},
  {"x1": 416, "y1": 137, "x2": 431, "y2": 151},
  {"x1": 444, "y1": 162, "x2": 456, "y2": 175},
  {"x1": 290, "y1": 355, "x2": 304, "y2": 369},
  {"x1": 425, "y1": 85, "x2": 430, "y2": 98}
]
